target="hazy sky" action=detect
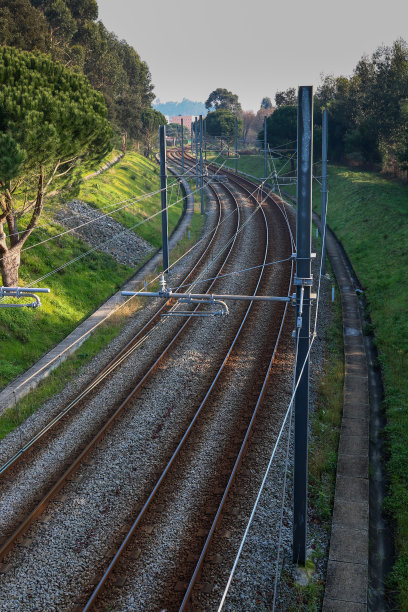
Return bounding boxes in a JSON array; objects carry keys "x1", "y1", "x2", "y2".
[{"x1": 97, "y1": 0, "x2": 407, "y2": 111}]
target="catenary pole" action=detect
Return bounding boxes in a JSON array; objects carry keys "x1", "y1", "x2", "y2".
[
  {"x1": 235, "y1": 116, "x2": 238, "y2": 173},
  {"x1": 181, "y1": 118, "x2": 184, "y2": 177},
  {"x1": 264, "y1": 116, "x2": 268, "y2": 180},
  {"x1": 159, "y1": 125, "x2": 169, "y2": 273},
  {"x1": 204, "y1": 117, "x2": 207, "y2": 162},
  {"x1": 195, "y1": 117, "x2": 199, "y2": 190},
  {"x1": 321, "y1": 109, "x2": 328, "y2": 275},
  {"x1": 200, "y1": 115, "x2": 204, "y2": 214},
  {"x1": 293, "y1": 86, "x2": 313, "y2": 566}
]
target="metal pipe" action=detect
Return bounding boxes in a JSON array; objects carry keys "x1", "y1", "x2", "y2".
[
  {"x1": 122, "y1": 290, "x2": 292, "y2": 303},
  {"x1": 181, "y1": 118, "x2": 184, "y2": 177},
  {"x1": 264, "y1": 116, "x2": 267, "y2": 180},
  {"x1": 204, "y1": 117, "x2": 207, "y2": 162},
  {"x1": 0, "y1": 287, "x2": 50, "y2": 294},
  {"x1": 235, "y1": 115, "x2": 238, "y2": 174},
  {"x1": 200, "y1": 114, "x2": 204, "y2": 214},
  {"x1": 195, "y1": 117, "x2": 198, "y2": 190}
]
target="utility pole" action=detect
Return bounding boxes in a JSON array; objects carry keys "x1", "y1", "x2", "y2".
[
  {"x1": 235, "y1": 115, "x2": 238, "y2": 174},
  {"x1": 159, "y1": 125, "x2": 169, "y2": 274},
  {"x1": 181, "y1": 118, "x2": 184, "y2": 177},
  {"x1": 199, "y1": 115, "x2": 204, "y2": 214},
  {"x1": 264, "y1": 116, "x2": 268, "y2": 181},
  {"x1": 195, "y1": 117, "x2": 199, "y2": 190},
  {"x1": 204, "y1": 117, "x2": 207, "y2": 162},
  {"x1": 321, "y1": 109, "x2": 328, "y2": 275},
  {"x1": 293, "y1": 85, "x2": 313, "y2": 566}
]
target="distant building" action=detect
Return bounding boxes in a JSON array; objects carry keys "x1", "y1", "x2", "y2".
[{"x1": 170, "y1": 115, "x2": 195, "y2": 130}]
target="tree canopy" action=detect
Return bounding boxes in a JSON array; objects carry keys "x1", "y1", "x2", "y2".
[
  {"x1": 0, "y1": 0, "x2": 155, "y2": 144},
  {"x1": 315, "y1": 39, "x2": 408, "y2": 171},
  {"x1": 260, "y1": 97, "x2": 273, "y2": 109},
  {"x1": 0, "y1": 46, "x2": 112, "y2": 285},
  {"x1": 275, "y1": 88, "x2": 297, "y2": 107},
  {"x1": 141, "y1": 108, "x2": 166, "y2": 157},
  {"x1": 205, "y1": 109, "x2": 242, "y2": 141},
  {"x1": 0, "y1": 0, "x2": 49, "y2": 51},
  {"x1": 260, "y1": 106, "x2": 297, "y2": 148},
  {"x1": 205, "y1": 88, "x2": 241, "y2": 114}
]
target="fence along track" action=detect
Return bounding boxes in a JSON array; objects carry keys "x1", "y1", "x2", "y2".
[
  {"x1": 0, "y1": 178, "x2": 238, "y2": 564},
  {"x1": 81, "y1": 164, "x2": 293, "y2": 611}
]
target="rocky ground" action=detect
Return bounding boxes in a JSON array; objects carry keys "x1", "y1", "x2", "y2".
[{"x1": 54, "y1": 199, "x2": 154, "y2": 267}]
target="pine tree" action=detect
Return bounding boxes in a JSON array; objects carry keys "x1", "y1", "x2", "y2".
[{"x1": 0, "y1": 46, "x2": 112, "y2": 285}]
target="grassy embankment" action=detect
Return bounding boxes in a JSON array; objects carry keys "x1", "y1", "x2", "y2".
[
  {"x1": 0, "y1": 150, "x2": 205, "y2": 440},
  {"x1": 313, "y1": 167, "x2": 408, "y2": 606},
  {"x1": 210, "y1": 152, "x2": 408, "y2": 605}
]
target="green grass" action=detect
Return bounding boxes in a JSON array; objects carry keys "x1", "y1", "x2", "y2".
[
  {"x1": 0, "y1": 151, "x2": 185, "y2": 391},
  {"x1": 78, "y1": 152, "x2": 184, "y2": 247},
  {"x1": 205, "y1": 151, "x2": 292, "y2": 181},
  {"x1": 309, "y1": 278, "x2": 344, "y2": 524},
  {"x1": 0, "y1": 224, "x2": 133, "y2": 389},
  {"x1": 209, "y1": 153, "x2": 408, "y2": 604},
  {"x1": 0, "y1": 306, "x2": 132, "y2": 441},
  {"x1": 311, "y1": 167, "x2": 408, "y2": 606},
  {"x1": 0, "y1": 157, "x2": 205, "y2": 438}
]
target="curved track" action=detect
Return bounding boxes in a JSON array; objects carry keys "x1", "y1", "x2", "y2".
[
  {"x1": 0, "y1": 175, "x2": 237, "y2": 561},
  {"x1": 81, "y1": 152, "x2": 294, "y2": 611},
  {"x1": 0, "y1": 150, "x2": 294, "y2": 611}
]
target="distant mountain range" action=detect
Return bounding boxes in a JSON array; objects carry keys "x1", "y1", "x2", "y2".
[{"x1": 153, "y1": 98, "x2": 207, "y2": 118}]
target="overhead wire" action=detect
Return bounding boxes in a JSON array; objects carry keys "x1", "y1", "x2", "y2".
[
  {"x1": 1, "y1": 153, "x2": 230, "y2": 298},
  {"x1": 1, "y1": 147, "x2": 226, "y2": 249},
  {"x1": 218, "y1": 330, "x2": 317, "y2": 611}
]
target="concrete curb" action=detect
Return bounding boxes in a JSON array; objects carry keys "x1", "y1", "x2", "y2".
[
  {"x1": 316, "y1": 217, "x2": 369, "y2": 611},
  {"x1": 0, "y1": 170, "x2": 195, "y2": 414}
]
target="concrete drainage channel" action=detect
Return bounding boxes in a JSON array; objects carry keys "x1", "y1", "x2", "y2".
[
  {"x1": 279, "y1": 184, "x2": 392, "y2": 610},
  {"x1": 316, "y1": 215, "x2": 392, "y2": 612}
]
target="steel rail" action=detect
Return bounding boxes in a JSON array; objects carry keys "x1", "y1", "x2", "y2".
[
  {"x1": 178, "y1": 176, "x2": 295, "y2": 610},
  {"x1": 82, "y1": 172, "x2": 272, "y2": 611},
  {"x1": 0, "y1": 159, "x2": 221, "y2": 479},
  {"x1": 0, "y1": 176, "x2": 239, "y2": 566}
]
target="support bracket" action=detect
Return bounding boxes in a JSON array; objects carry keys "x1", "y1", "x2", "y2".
[{"x1": 0, "y1": 286, "x2": 50, "y2": 308}]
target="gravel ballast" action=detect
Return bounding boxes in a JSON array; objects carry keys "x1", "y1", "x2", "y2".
[{"x1": 0, "y1": 172, "x2": 333, "y2": 611}]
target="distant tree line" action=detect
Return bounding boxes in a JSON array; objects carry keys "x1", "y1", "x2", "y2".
[
  {"x1": 316, "y1": 39, "x2": 408, "y2": 175},
  {"x1": 204, "y1": 88, "x2": 277, "y2": 146},
  {"x1": 261, "y1": 39, "x2": 408, "y2": 177},
  {"x1": 0, "y1": 0, "x2": 163, "y2": 146}
]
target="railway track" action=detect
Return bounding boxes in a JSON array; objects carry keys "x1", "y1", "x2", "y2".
[
  {"x1": 80, "y1": 156, "x2": 294, "y2": 610},
  {"x1": 0, "y1": 172, "x2": 235, "y2": 553},
  {"x1": 0, "y1": 152, "x2": 295, "y2": 611}
]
